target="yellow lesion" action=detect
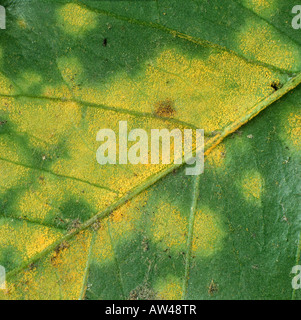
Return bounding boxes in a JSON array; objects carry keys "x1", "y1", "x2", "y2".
[
  {"x1": 155, "y1": 277, "x2": 182, "y2": 300},
  {"x1": 192, "y1": 207, "x2": 225, "y2": 257},
  {"x1": 151, "y1": 202, "x2": 188, "y2": 251},
  {"x1": 51, "y1": 46, "x2": 278, "y2": 196},
  {"x1": 0, "y1": 139, "x2": 25, "y2": 164},
  {"x1": 241, "y1": 170, "x2": 264, "y2": 203},
  {"x1": 237, "y1": 18, "x2": 301, "y2": 71},
  {"x1": 0, "y1": 221, "x2": 63, "y2": 261},
  {"x1": 242, "y1": 0, "x2": 275, "y2": 15},
  {"x1": 285, "y1": 113, "x2": 301, "y2": 150},
  {"x1": 57, "y1": 3, "x2": 98, "y2": 35}
]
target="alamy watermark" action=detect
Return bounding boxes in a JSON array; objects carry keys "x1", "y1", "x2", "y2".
[
  {"x1": 0, "y1": 265, "x2": 6, "y2": 290},
  {"x1": 96, "y1": 121, "x2": 204, "y2": 176},
  {"x1": 292, "y1": 265, "x2": 301, "y2": 290},
  {"x1": 0, "y1": 5, "x2": 5, "y2": 30},
  {"x1": 292, "y1": 5, "x2": 301, "y2": 29}
]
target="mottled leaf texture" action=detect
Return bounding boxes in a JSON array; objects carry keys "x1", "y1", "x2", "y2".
[{"x1": 0, "y1": 0, "x2": 300, "y2": 300}]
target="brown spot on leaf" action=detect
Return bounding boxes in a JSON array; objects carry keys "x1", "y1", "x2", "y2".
[
  {"x1": 91, "y1": 219, "x2": 101, "y2": 231},
  {"x1": 154, "y1": 99, "x2": 175, "y2": 118},
  {"x1": 68, "y1": 218, "x2": 82, "y2": 232},
  {"x1": 55, "y1": 241, "x2": 70, "y2": 254},
  {"x1": 51, "y1": 241, "x2": 70, "y2": 265},
  {"x1": 28, "y1": 263, "x2": 37, "y2": 271}
]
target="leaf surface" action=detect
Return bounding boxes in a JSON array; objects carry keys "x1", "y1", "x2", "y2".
[{"x1": 0, "y1": 0, "x2": 300, "y2": 300}]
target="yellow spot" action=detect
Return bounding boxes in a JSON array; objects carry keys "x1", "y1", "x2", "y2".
[
  {"x1": 192, "y1": 207, "x2": 225, "y2": 256},
  {"x1": 237, "y1": 18, "x2": 301, "y2": 71},
  {"x1": 155, "y1": 277, "x2": 182, "y2": 300},
  {"x1": 58, "y1": 4, "x2": 97, "y2": 35},
  {"x1": 241, "y1": 170, "x2": 264, "y2": 202},
  {"x1": 242, "y1": 0, "x2": 275, "y2": 15},
  {"x1": 151, "y1": 202, "x2": 187, "y2": 251},
  {"x1": 285, "y1": 113, "x2": 301, "y2": 150}
]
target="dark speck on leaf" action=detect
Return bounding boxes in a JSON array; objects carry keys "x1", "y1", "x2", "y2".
[
  {"x1": 53, "y1": 241, "x2": 69, "y2": 257},
  {"x1": 271, "y1": 81, "x2": 282, "y2": 91},
  {"x1": 103, "y1": 38, "x2": 108, "y2": 47}
]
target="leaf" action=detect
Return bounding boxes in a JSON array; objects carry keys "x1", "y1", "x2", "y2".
[{"x1": 0, "y1": 0, "x2": 300, "y2": 300}]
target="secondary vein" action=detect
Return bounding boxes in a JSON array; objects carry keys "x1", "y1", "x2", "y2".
[{"x1": 182, "y1": 174, "x2": 201, "y2": 299}]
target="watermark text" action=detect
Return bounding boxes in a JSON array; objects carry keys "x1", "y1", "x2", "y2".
[
  {"x1": 292, "y1": 265, "x2": 301, "y2": 290},
  {"x1": 0, "y1": 5, "x2": 5, "y2": 30},
  {"x1": 96, "y1": 121, "x2": 204, "y2": 176},
  {"x1": 292, "y1": 5, "x2": 301, "y2": 29},
  {"x1": 0, "y1": 265, "x2": 6, "y2": 290}
]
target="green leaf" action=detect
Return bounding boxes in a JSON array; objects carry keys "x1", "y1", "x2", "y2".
[{"x1": 0, "y1": 0, "x2": 300, "y2": 300}]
